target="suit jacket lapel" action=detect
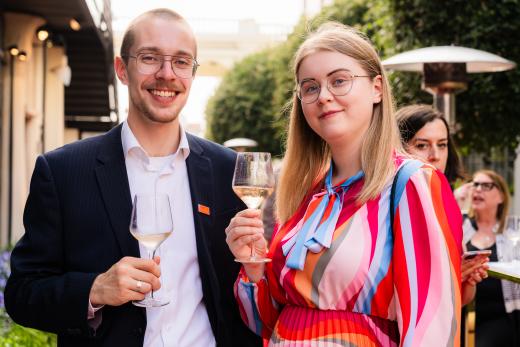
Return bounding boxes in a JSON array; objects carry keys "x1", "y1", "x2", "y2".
[
  {"x1": 186, "y1": 134, "x2": 223, "y2": 330},
  {"x1": 94, "y1": 125, "x2": 139, "y2": 258},
  {"x1": 186, "y1": 134, "x2": 215, "y2": 249}
]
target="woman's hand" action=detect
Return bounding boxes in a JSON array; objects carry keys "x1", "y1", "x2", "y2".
[
  {"x1": 461, "y1": 255, "x2": 489, "y2": 305},
  {"x1": 453, "y1": 182, "x2": 472, "y2": 211},
  {"x1": 225, "y1": 209, "x2": 267, "y2": 282},
  {"x1": 461, "y1": 255, "x2": 489, "y2": 283}
]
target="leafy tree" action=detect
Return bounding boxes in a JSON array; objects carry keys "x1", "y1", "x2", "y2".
[
  {"x1": 388, "y1": 0, "x2": 520, "y2": 153},
  {"x1": 205, "y1": 49, "x2": 282, "y2": 155}
]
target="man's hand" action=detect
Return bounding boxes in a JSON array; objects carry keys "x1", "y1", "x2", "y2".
[{"x1": 89, "y1": 256, "x2": 161, "y2": 306}]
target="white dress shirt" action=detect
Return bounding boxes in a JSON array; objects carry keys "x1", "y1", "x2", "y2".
[{"x1": 122, "y1": 121, "x2": 215, "y2": 347}]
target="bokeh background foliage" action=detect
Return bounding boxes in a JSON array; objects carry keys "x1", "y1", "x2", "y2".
[
  {"x1": 206, "y1": 0, "x2": 520, "y2": 155},
  {"x1": 389, "y1": 0, "x2": 520, "y2": 153}
]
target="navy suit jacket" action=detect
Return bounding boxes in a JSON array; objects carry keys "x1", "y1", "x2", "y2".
[{"x1": 5, "y1": 125, "x2": 262, "y2": 347}]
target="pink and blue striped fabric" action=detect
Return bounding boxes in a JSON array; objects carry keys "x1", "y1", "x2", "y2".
[{"x1": 235, "y1": 158, "x2": 462, "y2": 346}]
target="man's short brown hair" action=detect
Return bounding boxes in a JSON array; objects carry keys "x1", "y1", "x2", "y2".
[{"x1": 120, "y1": 8, "x2": 191, "y2": 64}]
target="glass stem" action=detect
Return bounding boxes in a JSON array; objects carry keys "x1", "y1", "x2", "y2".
[
  {"x1": 150, "y1": 250, "x2": 155, "y2": 299},
  {"x1": 250, "y1": 207, "x2": 260, "y2": 260},
  {"x1": 250, "y1": 241, "x2": 256, "y2": 259}
]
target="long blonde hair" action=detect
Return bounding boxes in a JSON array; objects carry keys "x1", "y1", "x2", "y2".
[
  {"x1": 469, "y1": 169, "x2": 511, "y2": 234},
  {"x1": 276, "y1": 22, "x2": 401, "y2": 223}
]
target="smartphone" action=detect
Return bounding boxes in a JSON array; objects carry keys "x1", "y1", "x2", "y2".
[{"x1": 462, "y1": 250, "x2": 492, "y2": 260}]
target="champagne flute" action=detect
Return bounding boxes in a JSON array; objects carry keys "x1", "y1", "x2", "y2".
[
  {"x1": 130, "y1": 194, "x2": 173, "y2": 307},
  {"x1": 505, "y1": 216, "x2": 520, "y2": 262},
  {"x1": 232, "y1": 152, "x2": 275, "y2": 263}
]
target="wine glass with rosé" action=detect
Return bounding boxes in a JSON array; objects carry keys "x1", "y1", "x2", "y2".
[{"x1": 232, "y1": 152, "x2": 275, "y2": 263}]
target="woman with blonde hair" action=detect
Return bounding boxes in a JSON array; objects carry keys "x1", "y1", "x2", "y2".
[
  {"x1": 465, "y1": 170, "x2": 510, "y2": 244},
  {"x1": 226, "y1": 22, "x2": 463, "y2": 345},
  {"x1": 464, "y1": 169, "x2": 519, "y2": 346}
]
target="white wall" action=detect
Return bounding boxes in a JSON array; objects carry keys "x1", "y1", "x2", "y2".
[{"x1": 0, "y1": 12, "x2": 68, "y2": 246}]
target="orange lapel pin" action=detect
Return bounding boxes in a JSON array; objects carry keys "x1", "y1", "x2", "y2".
[{"x1": 198, "y1": 204, "x2": 210, "y2": 216}]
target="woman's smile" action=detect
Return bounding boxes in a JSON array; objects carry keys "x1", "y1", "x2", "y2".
[{"x1": 319, "y1": 109, "x2": 342, "y2": 119}]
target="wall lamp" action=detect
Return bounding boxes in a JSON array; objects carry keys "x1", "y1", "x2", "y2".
[
  {"x1": 69, "y1": 18, "x2": 81, "y2": 31},
  {"x1": 8, "y1": 45, "x2": 19, "y2": 56},
  {"x1": 17, "y1": 51, "x2": 27, "y2": 62},
  {"x1": 36, "y1": 26, "x2": 50, "y2": 42},
  {"x1": 36, "y1": 25, "x2": 50, "y2": 41}
]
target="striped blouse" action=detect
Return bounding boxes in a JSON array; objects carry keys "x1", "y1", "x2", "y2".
[{"x1": 235, "y1": 160, "x2": 463, "y2": 346}]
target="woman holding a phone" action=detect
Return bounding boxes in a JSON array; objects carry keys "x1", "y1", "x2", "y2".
[{"x1": 464, "y1": 169, "x2": 519, "y2": 346}]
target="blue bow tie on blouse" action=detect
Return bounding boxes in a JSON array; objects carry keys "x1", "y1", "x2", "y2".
[{"x1": 281, "y1": 167, "x2": 364, "y2": 270}]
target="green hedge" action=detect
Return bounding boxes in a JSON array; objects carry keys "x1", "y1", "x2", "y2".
[
  {"x1": 0, "y1": 322, "x2": 57, "y2": 347},
  {"x1": 0, "y1": 250, "x2": 57, "y2": 347}
]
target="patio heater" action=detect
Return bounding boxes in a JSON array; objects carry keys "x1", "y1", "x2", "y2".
[
  {"x1": 382, "y1": 46, "x2": 516, "y2": 129},
  {"x1": 223, "y1": 138, "x2": 258, "y2": 152}
]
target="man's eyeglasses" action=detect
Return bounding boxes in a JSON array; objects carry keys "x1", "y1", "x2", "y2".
[
  {"x1": 472, "y1": 181, "x2": 497, "y2": 191},
  {"x1": 296, "y1": 71, "x2": 371, "y2": 104},
  {"x1": 125, "y1": 53, "x2": 199, "y2": 78}
]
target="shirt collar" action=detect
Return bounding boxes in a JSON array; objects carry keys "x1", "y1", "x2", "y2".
[{"x1": 121, "y1": 120, "x2": 190, "y2": 163}]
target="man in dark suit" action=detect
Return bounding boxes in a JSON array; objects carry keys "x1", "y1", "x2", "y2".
[{"x1": 5, "y1": 8, "x2": 261, "y2": 347}]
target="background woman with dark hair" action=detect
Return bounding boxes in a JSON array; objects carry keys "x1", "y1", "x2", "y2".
[
  {"x1": 396, "y1": 104, "x2": 488, "y2": 307},
  {"x1": 396, "y1": 104, "x2": 464, "y2": 184}
]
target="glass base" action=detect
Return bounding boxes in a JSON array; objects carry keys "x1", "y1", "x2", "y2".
[
  {"x1": 132, "y1": 298, "x2": 170, "y2": 307},
  {"x1": 235, "y1": 256, "x2": 272, "y2": 264}
]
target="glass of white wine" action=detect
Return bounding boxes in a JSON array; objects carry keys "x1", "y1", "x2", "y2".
[
  {"x1": 232, "y1": 152, "x2": 275, "y2": 263},
  {"x1": 130, "y1": 194, "x2": 173, "y2": 307}
]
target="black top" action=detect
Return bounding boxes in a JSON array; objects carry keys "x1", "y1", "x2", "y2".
[
  {"x1": 465, "y1": 217, "x2": 519, "y2": 347},
  {"x1": 466, "y1": 242, "x2": 507, "y2": 320}
]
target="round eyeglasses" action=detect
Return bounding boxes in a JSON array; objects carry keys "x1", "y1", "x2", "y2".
[
  {"x1": 125, "y1": 53, "x2": 199, "y2": 79},
  {"x1": 296, "y1": 71, "x2": 371, "y2": 104},
  {"x1": 472, "y1": 181, "x2": 497, "y2": 191}
]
